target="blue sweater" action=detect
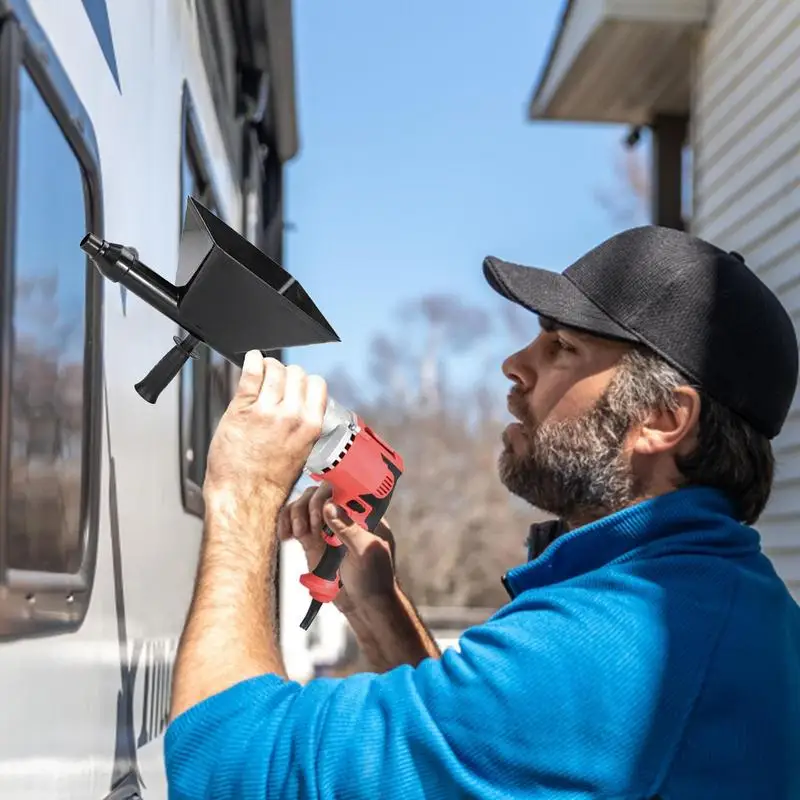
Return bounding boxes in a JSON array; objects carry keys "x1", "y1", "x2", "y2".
[{"x1": 164, "y1": 487, "x2": 800, "y2": 798}]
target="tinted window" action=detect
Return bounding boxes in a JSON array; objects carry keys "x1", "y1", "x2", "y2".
[
  {"x1": 7, "y1": 68, "x2": 89, "y2": 572},
  {"x1": 179, "y1": 127, "x2": 206, "y2": 490},
  {"x1": 178, "y1": 100, "x2": 229, "y2": 508},
  {"x1": 208, "y1": 350, "x2": 229, "y2": 439}
]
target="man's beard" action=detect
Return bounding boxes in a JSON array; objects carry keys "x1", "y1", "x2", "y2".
[{"x1": 498, "y1": 386, "x2": 641, "y2": 523}]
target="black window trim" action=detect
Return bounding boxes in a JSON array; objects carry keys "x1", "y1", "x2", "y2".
[
  {"x1": 195, "y1": 0, "x2": 242, "y2": 187},
  {"x1": 0, "y1": 0, "x2": 104, "y2": 640},
  {"x1": 178, "y1": 82, "x2": 229, "y2": 518}
]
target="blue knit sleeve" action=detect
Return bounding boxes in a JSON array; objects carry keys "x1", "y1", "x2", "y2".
[{"x1": 163, "y1": 576, "x2": 714, "y2": 799}]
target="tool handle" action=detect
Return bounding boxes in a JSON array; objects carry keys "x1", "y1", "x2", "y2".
[
  {"x1": 135, "y1": 334, "x2": 199, "y2": 403},
  {"x1": 314, "y1": 539, "x2": 347, "y2": 581},
  {"x1": 299, "y1": 529, "x2": 347, "y2": 630}
]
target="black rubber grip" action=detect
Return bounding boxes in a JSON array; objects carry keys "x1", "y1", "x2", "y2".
[
  {"x1": 312, "y1": 542, "x2": 347, "y2": 581},
  {"x1": 135, "y1": 334, "x2": 199, "y2": 404}
]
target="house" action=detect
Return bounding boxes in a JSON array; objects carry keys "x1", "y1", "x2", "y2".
[{"x1": 525, "y1": 0, "x2": 800, "y2": 599}]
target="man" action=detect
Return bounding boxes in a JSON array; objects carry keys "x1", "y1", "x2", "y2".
[{"x1": 165, "y1": 226, "x2": 800, "y2": 799}]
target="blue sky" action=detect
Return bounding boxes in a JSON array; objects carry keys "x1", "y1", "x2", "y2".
[{"x1": 283, "y1": 0, "x2": 634, "y2": 392}]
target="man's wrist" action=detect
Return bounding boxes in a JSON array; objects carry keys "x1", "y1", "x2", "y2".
[
  {"x1": 203, "y1": 481, "x2": 288, "y2": 550},
  {"x1": 336, "y1": 579, "x2": 402, "y2": 619},
  {"x1": 200, "y1": 481, "x2": 288, "y2": 589},
  {"x1": 204, "y1": 479, "x2": 288, "y2": 517}
]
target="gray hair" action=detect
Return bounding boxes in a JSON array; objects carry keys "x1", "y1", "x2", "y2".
[{"x1": 610, "y1": 347, "x2": 774, "y2": 525}]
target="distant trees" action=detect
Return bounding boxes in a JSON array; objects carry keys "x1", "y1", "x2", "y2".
[
  {"x1": 596, "y1": 136, "x2": 692, "y2": 229},
  {"x1": 8, "y1": 273, "x2": 84, "y2": 572},
  {"x1": 323, "y1": 292, "x2": 550, "y2": 610},
  {"x1": 594, "y1": 145, "x2": 650, "y2": 227}
]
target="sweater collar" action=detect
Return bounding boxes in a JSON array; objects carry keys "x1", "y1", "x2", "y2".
[{"x1": 502, "y1": 487, "x2": 759, "y2": 599}]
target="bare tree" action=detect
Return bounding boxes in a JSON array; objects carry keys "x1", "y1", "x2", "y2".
[
  {"x1": 8, "y1": 273, "x2": 84, "y2": 573},
  {"x1": 596, "y1": 137, "x2": 693, "y2": 229},
  {"x1": 595, "y1": 145, "x2": 650, "y2": 227},
  {"x1": 323, "y1": 293, "x2": 550, "y2": 612}
]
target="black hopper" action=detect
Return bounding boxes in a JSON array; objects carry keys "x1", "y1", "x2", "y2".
[{"x1": 81, "y1": 197, "x2": 340, "y2": 403}]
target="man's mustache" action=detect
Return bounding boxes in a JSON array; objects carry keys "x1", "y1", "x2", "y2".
[{"x1": 507, "y1": 389, "x2": 537, "y2": 429}]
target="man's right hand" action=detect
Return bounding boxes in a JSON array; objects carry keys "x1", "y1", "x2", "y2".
[
  {"x1": 279, "y1": 482, "x2": 441, "y2": 671},
  {"x1": 277, "y1": 482, "x2": 398, "y2": 615}
]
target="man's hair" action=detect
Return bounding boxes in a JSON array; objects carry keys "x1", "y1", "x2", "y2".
[{"x1": 608, "y1": 347, "x2": 774, "y2": 525}]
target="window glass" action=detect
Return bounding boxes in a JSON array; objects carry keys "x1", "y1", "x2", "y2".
[
  {"x1": 178, "y1": 108, "x2": 227, "y2": 504},
  {"x1": 179, "y1": 135, "x2": 204, "y2": 489},
  {"x1": 208, "y1": 350, "x2": 229, "y2": 440},
  {"x1": 180, "y1": 355, "x2": 203, "y2": 487},
  {"x1": 7, "y1": 68, "x2": 88, "y2": 572}
]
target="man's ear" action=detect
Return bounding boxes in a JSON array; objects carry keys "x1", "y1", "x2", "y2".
[{"x1": 631, "y1": 386, "x2": 701, "y2": 457}]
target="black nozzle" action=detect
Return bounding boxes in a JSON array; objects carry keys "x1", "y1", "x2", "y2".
[
  {"x1": 80, "y1": 232, "x2": 104, "y2": 259},
  {"x1": 134, "y1": 334, "x2": 200, "y2": 404},
  {"x1": 81, "y1": 233, "x2": 179, "y2": 315}
]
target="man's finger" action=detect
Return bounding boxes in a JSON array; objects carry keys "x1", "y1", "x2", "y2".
[
  {"x1": 257, "y1": 357, "x2": 286, "y2": 409},
  {"x1": 293, "y1": 485, "x2": 317, "y2": 521},
  {"x1": 304, "y1": 374, "x2": 328, "y2": 425},
  {"x1": 322, "y1": 503, "x2": 372, "y2": 553},
  {"x1": 236, "y1": 350, "x2": 265, "y2": 401},
  {"x1": 309, "y1": 483, "x2": 334, "y2": 535},
  {"x1": 281, "y1": 364, "x2": 307, "y2": 415},
  {"x1": 289, "y1": 492, "x2": 314, "y2": 541},
  {"x1": 277, "y1": 506, "x2": 292, "y2": 541}
]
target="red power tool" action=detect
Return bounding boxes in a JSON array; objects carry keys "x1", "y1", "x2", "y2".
[{"x1": 298, "y1": 397, "x2": 404, "y2": 630}]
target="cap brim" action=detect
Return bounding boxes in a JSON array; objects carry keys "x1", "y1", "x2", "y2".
[{"x1": 483, "y1": 256, "x2": 640, "y2": 343}]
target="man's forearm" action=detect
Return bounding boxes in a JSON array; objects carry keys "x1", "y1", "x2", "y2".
[
  {"x1": 341, "y1": 583, "x2": 441, "y2": 672},
  {"x1": 170, "y1": 489, "x2": 286, "y2": 722}
]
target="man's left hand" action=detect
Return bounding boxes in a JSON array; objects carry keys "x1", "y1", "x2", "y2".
[{"x1": 203, "y1": 351, "x2": 328, "y2": 505}]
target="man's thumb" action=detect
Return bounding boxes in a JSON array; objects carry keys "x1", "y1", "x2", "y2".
[
  {"x1": 323, "y1": 503, "x2": 369, "y2": 549},
  {"x1": 236, "y1": 350, "x2": 264, "y2": 400}
]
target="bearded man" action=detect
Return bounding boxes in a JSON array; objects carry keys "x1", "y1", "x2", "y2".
[{"x1": 165, "y1": 226, "x2": 800, "y2": 799}]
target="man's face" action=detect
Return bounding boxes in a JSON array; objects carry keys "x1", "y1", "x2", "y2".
[{"x1": 498, "y1": 316, "x2": 640, "y2": 524}]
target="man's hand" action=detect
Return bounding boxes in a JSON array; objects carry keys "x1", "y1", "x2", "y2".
[
  {"x1": 204, "y1": 351, "x2": 328, "y2": 505},
  {"x1": 172, "y1": 352, "x2": 328, "y2": 721},
  {"x1": 278, "y1": 483, "x2": 441, "y2": 671},
  {"x1": 278, "y1": 483, "x2": 398, "y2": 614}
]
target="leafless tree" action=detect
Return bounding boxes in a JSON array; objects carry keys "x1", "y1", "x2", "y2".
[
  {"x1": 324, "y1": 293, "x2": 550, "y2": 612},
  {"x1": 596, "y1": 137, "x2": 693, "y2": 229},
  {"x1": 595, "y1": 145, "x2": 651, "y2": 227},
  {"x1": 8, "y1": 273, "x2": 84, "y2": 572}
]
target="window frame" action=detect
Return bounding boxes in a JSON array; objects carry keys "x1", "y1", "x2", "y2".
[
  {"x1": 0, "y1": 0, "x2": 104, "y2": 640},
  {"x1": 195, "y1": 0, "x2": 241, "y2": 181},
  {"x1": 178, "y1": 84, "x2": 232, "y2": 517}
]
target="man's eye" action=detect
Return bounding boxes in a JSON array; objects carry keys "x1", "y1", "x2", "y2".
[{"x1": 555, "y1": 336, "x2": 575, "y2": 352}]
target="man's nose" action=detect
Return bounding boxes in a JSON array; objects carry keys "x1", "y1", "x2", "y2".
[{"x1": 502, "y1": 346, "x2": 535, "y2": 388}]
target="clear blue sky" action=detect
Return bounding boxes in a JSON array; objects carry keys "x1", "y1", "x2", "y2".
[{"x1": 283, "y1": 0, "x2": 632, "y2": 389}]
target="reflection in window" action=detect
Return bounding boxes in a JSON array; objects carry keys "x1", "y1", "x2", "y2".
[
  {"x1": 178, "y1": 104, "x2": 228, "y2": 507},
  {"x1": 180, "y1": 356, "x2": 202, "y2": 487},
  {"x1": 7, "y1": 68, "x2": 88, "y2": 572},
  {"x1": 208, "y1": 350, "x2": 229, "y2": 439}
]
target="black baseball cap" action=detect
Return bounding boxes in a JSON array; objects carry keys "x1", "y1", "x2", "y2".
[{"x1": 483, "y1": 225, "x2": 799, "y2": 440}]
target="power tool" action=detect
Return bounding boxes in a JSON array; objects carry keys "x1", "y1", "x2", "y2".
[
  {"x1": 300, "y1": 397, "x2": 404, "y2": 629},
  {"x1": 79, "y1": 196, "x2": 404, "y2": 629}
]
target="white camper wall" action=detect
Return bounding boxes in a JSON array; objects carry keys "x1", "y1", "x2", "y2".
[
  {"x1": 0, "y1": 0, "x2": 246, "y2": 796},
  {"x1": 691, "y1": 0, "x2": 800, "y2": 600}
]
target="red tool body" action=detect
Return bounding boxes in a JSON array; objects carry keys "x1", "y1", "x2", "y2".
[{"x1": 298, "y1": 399, "x2": 404, "y2": 629}]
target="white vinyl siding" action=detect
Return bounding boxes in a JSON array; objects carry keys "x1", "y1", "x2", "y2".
[{"x1": 692, "y1": 0, "x2": 800, "y2": 599}]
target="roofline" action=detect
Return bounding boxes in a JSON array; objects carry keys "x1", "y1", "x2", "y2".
[{"x1": 527, "y1": 0, "x2": 575, "y2": 119}]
